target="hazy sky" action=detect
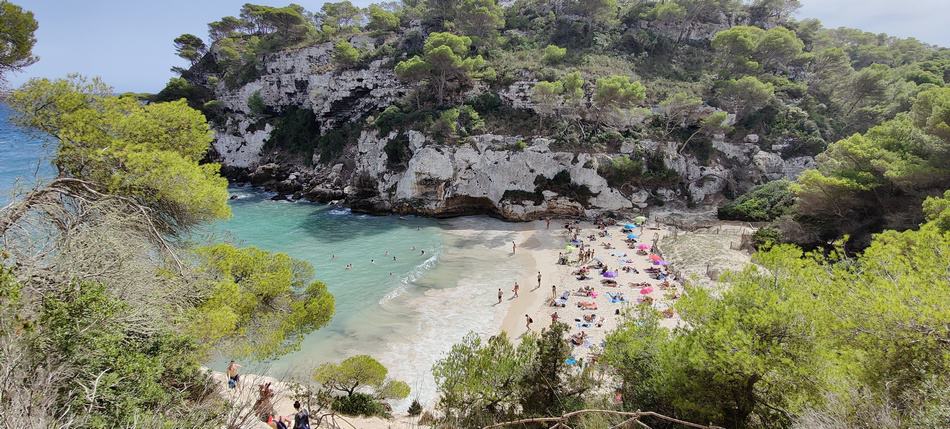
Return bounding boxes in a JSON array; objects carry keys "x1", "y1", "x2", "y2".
[{"x1": 6, "y1": 0, "x2": 950, "y2": 93}]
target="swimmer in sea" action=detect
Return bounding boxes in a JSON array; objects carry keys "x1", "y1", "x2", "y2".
[
  {"x1": 371, "y1": 259, "x2": 375, "y2": 264},
  {"x1": 393, "y1": 256, "x2": 397, "y2": 261},
  {"x1": 420, "y1": 250, "x2": 425, "y2": 256}
]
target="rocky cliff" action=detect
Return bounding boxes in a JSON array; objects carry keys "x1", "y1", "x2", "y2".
[{"x1": 204, "y1": 36, "x2": 813, "y2": 220}]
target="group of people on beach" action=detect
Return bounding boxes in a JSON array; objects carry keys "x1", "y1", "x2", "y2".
[{"x1": 226, "y1": 360, "x2": 312, "y2": 429}]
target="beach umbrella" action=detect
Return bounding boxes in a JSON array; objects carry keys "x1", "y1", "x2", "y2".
[
  {"x1": 626, "y1": 233, "x2": 638, "y2": 240},
  {"x1": 603, "y1": 271, "x2": 617, "y2": 278},
  {"x1": 658, "y1": 260, "x2": 670, "y2": 266},
  {"x1": 648, "y1": 254, "x2": 662, "y2": 261},
  {"x1": 624, "y1": 223, "x2": 635, "y2": 229},
  {"x1": 639, "y1": 287, "x2": 653, "y2": 295},
  {"x1": 565, "y1": 245, "x2": 576, "y2": 253},
  {"x1": 634, "y1": 216, "x2": 647, "y2": 225},
  {"x1": 637, "y1": 243, "x2": 650, "y2": 250}
]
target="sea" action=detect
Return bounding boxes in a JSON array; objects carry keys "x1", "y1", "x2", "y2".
[{"x1": 0, "y1": 103, "x2": 527, "y2": 408}]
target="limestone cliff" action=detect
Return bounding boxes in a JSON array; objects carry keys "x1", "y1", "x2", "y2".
[{"x1": 201, "y1": 37, "x2": 813, "y2": 220}]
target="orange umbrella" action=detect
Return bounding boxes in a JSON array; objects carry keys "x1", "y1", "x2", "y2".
[{"x1": 648, "y1": 254, "x2": 662, "y2": 261}]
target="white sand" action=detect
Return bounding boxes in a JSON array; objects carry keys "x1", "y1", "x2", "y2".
[
  {"x1": 212, "y1": 218, "x2": 685, "y2": 428},
  {"x1": 499, "y1": 220, "x2": 683, "y2": 360}
]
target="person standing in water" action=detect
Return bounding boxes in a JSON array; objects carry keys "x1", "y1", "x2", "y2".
[
  {"x1": 546, "y1": 218, "x2": 550, "y2": 229},
  {"x1": 497, "y1": 288, "x2": 503, "y2": 304},
  {"x1": 512, "y1": 241, "x2": 516, "y2": 254},
  {"x1": 512, "y1": 282, "x2": 520, "y2": 298}
]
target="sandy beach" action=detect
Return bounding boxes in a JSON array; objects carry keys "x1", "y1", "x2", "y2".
[
  {"x1": 497, "y1": 219, "x2": 683, "y2": 357},
  {"x1": 212, "y1": 216, "x2": 686, "y2": 428}
]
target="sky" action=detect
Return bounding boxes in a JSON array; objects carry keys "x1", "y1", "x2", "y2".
[{"x1": 6, "y1": 0, "x2": 950, "y2": 93}]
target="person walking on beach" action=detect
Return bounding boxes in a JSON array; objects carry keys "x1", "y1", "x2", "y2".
[
  {"x1": 497, "y1": 288, "x2": 503, "y2": 304},
  {"x1": 551, "y1": 284, "x2": 557, "y2": 299},
  {"x1": 525, "y1": 314, "x2": 533, "y2": 330},
  {"x1": 226, "y1": 360, "x2": 241, "y2": 389},
  {"x1": 545, "y1": 218, "x2": 550, "y2": 229},
  {"x1": 292, "y1": 400, "x2": 310, "y2": 429},
  {"x1": 537, "y1": 271, "x2": 542, "y2": 289},
  {"x1": 512, "y1": 282, "x2": 520, "y2": 298},
  {"x1": 512, "y1": 241, "x2": 516, "y2": 254}
]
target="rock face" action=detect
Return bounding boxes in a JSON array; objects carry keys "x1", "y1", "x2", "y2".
[
  {"x1": 347, "y1": 132, "x2": 633, "y2": 219},
  {"x1": 204, "y1": 36, "x2": 814, "y2": 220}
]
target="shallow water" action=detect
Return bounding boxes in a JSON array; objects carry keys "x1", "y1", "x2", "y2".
[
  {"x1": 0, "y1": 104, "x2": 528, "y2": 408},
  {"x1": 207, "y1": 193, "x2": 533, "y2": 407}
]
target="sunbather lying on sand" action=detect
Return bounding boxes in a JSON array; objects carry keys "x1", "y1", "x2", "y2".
[{"x1": 577, "y1": 301, "x2": 598, "y2": 310}]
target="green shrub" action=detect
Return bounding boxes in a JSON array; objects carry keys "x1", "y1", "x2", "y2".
[
  {"x1": 332, "y1": 392, "x2": 387, "y2": 417},
  {"x1": 407, "y1": 399, "x2": 423, "y2": 416},
  {"x1": 333, "y1": 39, "x2": 360, "y2": 67},
  {"x1": 375, "y1": 105, "x2": 406, "y2": 135},
  {"x1": 457, "y1": 105, "x2": 484, "y2": 136},
  {"x1": 599, "y1": 156, "x2": 644, "y2": 187},
  {"x1": 542, "y1": 44, "x2": 567, "y2": 64},
  {"x1": 431, "y1": 108, "x2": 460, "y2": 142},
  {"x1": 751, "y1": 226, "x2": 782, "y2": 249},
  {"x1": 247, "y1": 90, "x2": 266, "y2": 116},
  {"x1": 718, "y1": 180, "x2": 795, "y2": 222}
]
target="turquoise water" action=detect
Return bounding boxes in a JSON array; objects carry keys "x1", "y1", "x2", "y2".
[
  {"x1": 0, "y1": 103, "x2": 54, "y2": 205},
  {"x1": 202, "y1": 188, "x2": 443, "y2": 365},
  {"x1": 0, "y1": 105, "x2": 528, "y2": 406}
]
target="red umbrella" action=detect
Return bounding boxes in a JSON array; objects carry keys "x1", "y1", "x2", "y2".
[
  {"x1": 639, "y1": 287, "x2": 653, "y2": 295},
  {"x1": 648, "y1": 254, "x2": 662, "y2": 261}
]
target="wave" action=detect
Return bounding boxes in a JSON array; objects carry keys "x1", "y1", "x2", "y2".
[
  {"x1": 378, "y1": 252, "x2": 440, "y2": 305},
  {"x1": 327, "y1": 207, "x2": 352, "y2": 216}
]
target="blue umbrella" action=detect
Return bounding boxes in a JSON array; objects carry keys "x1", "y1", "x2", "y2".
[
  {"x1": 627, "y1": 233, "x2": 638, "y2": 240},
  {"x1": 624, "y1": 223, "x2": 635, "y2": 229}
]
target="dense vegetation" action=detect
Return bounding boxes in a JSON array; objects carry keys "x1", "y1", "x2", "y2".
[
  {"x1": 431, "y1": 196, "x2": 950, "y2": 428},
  {"x1": 167, "y1": 0, "x2": 950, "y2": 249},
  {"x1": 0, "y1": 75, "x2": 340, "y2": 426},
  {"x1": 2, "y1": 0, "x2": 948, "y2": 427}
]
